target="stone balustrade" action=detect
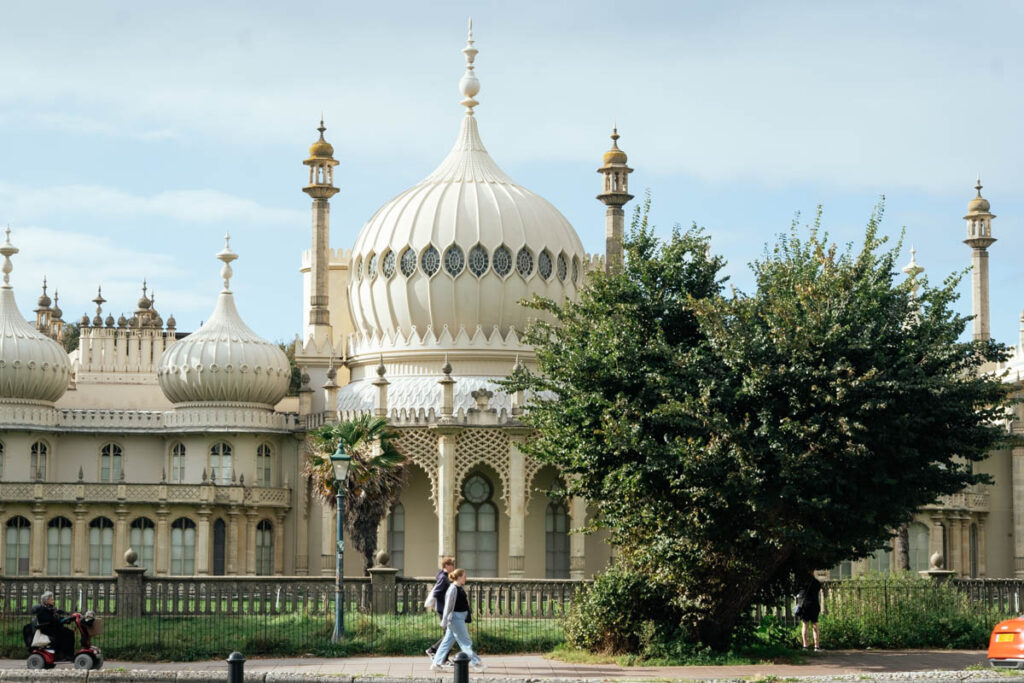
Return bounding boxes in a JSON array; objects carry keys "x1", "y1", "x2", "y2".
[{"x1": 0, "y1": 481, "x2": 291, "y2": 508}]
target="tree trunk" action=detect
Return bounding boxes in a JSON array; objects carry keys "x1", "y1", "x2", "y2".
[{"x1": 893, "y1": 523, "x2": 910, "y2": 571}]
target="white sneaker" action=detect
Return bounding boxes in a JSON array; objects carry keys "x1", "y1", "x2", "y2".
[
  {"x1": 472, "y1": 662, "x2": 487, "y2": 672},
  {"x1": 430, "y1": 663, "x2": 443, "y2": 672}
]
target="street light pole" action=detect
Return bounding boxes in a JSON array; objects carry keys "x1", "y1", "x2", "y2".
[{"x1": 330, "y1": 443, "x2": 352, "y2": 643}]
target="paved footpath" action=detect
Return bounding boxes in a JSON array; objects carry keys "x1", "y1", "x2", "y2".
[{"x1": 0, "y1": 650, "x2": 1004, "y2": 680}]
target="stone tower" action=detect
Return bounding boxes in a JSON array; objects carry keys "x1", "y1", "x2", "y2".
[
  {"x1": 596, "y1": 127, "x2": 633, "y2": 274},
  {"x1": 302, "y1": 118, "x2": 340, "y2": 345},
  {"x1": 963, "y1": 177, "x2": 996, "y2": 341}
]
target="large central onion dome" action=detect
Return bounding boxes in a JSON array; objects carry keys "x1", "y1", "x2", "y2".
[
  {"x1": 158, "y1": 237, "x2": 290, "y2": 408},
  {"x1": 348, "y1": 25, "x2": 586, "y2": 348},
  {"x1": 0, "y1": 230, "x2": 71, "y2": 404}
]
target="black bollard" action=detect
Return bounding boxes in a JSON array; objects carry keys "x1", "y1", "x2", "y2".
[
  {"x1": 452, "y1": 652, "x2": 470, "y2": 683},
  {"x1": 227, "y1": 651, "x2": 245, "y2": 683}
]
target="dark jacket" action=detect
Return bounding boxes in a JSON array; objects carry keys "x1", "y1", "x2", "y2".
[
  {"x1": 795, "y1": 576, "x2": 821, "y2": 616},
  {"x1": 431, "y1": 569, "x2": 450, "y2": 615},
  {"x1": 31, "y1": 603, "x2": 64, "y2": 637}
]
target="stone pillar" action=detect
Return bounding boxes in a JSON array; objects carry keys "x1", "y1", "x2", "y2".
[
  {"x1": 30, "y1": 504, "x2": 46, "y2": 576},
  {"x1": 1013, "y1": 446, "x2": 1024, "y2": 577},
  {"x1": 296, "y1": 482, "x2": 309, "y2": 576},
  {"x1": 507, "y1": 436, "x2": 527, "y2": 577},
  {"x1": 958, "y1": 515, "x2": 970, "y2": 578},
  {"x1": 246, "y1": 510, "x2": 259, "y2": 575},
  {"x1": 115, "y1": 560, "x2": 146, "y2": 618},
  {"x1": 320, "y1": 502, "x2": 334, "y2": 575},
  {"x1": 605, "y1": 207, "x2": 625, "y2": 273},
  {"x1": 368, "y1": 566, "x2": 399, "y2": 614},
  {"x1": 436, "y1": 427, "x2": 459, "y2": 566},
  {"x1": 226, "y1": 507, "x2": 240, "y2": 575},
  {"x1": 977, "y1": 514, "x2": 988, "y2": 578},
  {"x1": 72, "y1": 504, "x2": 88, "y2": 576},
  {"x1": 196, "y1": 507, "x2": 211, "y2": 575},
  {"x1": 155, "y1": 506, "x2": 170, "y2": 575},
  {"x1": 376, "y1": 516, "x2": 388, "y2": 557},
  {"x1": 274, "y1": 510, "x2": 286, "y2": 575},
  {"x1": 114, "y1": 504, "x2": 129, "y2": 575},
  {"x1": 569, "y1": 497, "x2": 587, "y2": 580}
]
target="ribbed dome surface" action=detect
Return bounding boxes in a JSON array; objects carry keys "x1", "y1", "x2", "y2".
[
  {"x1": 348, "y1": 114, "x2": 586, "y2": 343},
  {"x1": 0, "y1": 287, "x2": 71, "y2": 404}
]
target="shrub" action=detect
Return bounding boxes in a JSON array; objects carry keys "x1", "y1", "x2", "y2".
[{"x1": 562, "y1": 564, "x2": 682, "y2": 654}]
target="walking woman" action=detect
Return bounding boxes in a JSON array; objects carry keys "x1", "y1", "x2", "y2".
[{"x1": 430, "y1": 568, "x2": 485, "y2": 672}]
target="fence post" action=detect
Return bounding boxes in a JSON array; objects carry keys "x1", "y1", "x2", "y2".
[
  {"x1": 368, "y1": 552, "x2": 398, "y2": 614},
  {"x1": 227, "y1": 651, "x2": 245, "y2": 683},
  {"x1": 453, "y1": 652, "x2": 470, "y2": 683},
  {"x1": 114, "y1": 549, "x2": 146, "y2": 618}
]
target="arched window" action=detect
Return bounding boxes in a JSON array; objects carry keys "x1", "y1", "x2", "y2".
[
  {"x1": 256, "y1": 443, "x2": 272, "y2": 486},
  {"x1": 492, "y1": 245, "x2": 512, "y2": 277},
  {"x1": 130, "y1": 517, "x2": 155, "y2": 571},
  {"x1": 545, "y1": 501, "x2": 570, "y2": 578},
  {"x1": 537, "y1": 250, "x2": 553, "y2": 280},
  {"x1": 89, "y1": 517, "x2": 114, "y2": 575},
  {"x1": 255, "y1": 520, "x2": 274, "y2": 576},
  {"x1": 213, "y1": 518, "x2": 226, "y2": 575},
  {"x1": 456, "y1": 475, "x2": 498, "y2": 577},
  {"x1": 30, "y1": 441, "x2": 48, "y2": 481},
  {"x1": 170, "y1": 518, "x2": 196, "y2": 575},
  {"x1": 908, "y1": 522, "x2": 930, "y2": 572},
  {"x1": 170, "y1": 442, "x2": 186, "y2": 483},
  {"x1": 209, "y1": 442, "x2": 232, "y2": 485},
  {"x1": 970, "y1": 523, "x2": 979, "y2": 578},
  {"x1": 421, "y1": 246, "x2": 440, "y2": 276},
  {"x1": 46, "y1": 517, "x2": 72, "y2": 575},
  {"x1": 867, "y1": 547, "x2": 891, "y2": 575},
  {"x1": 444, "y1": 245, "x2": 465, "y2": 276},
  {"x1": 5, "y1": 516, "x2": 30, "y2": 575},
  {"x1": 388, "y1": 503, "x2": 405, "y2": 575},
  {"x1": 400, "y1": 248, "x2": 417, "y2": 277},
  {"x1": 100, "y1": 443, "x2": 122, "y2": 482},
  {"x1": 516, "y1": 248, "x2": 534, "y2": 278}
]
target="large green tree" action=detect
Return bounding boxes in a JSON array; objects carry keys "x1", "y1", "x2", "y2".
[
  {"x1": 509, "y1": 200, "x2": 1014, "y2": 649},
  {"x1": 305, "y1": 415, "x2": 408, "y2": 573}
]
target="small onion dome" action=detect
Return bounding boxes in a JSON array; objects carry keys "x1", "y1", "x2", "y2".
[
  {"x1": 307, "y1": 118, "x2": 335, "y2": 159},
  {"x1": 117, "y1": 314, "x2": 128, "y2": 327},
  {"x1": 0, "y1": 230, "x2": 71, "y2": 404},
  {"x1": 80, "y1": 314, "x2": 89, "y2": 326},
  {"x1": 36, "y1": 287, "x2": 51, "y2": 309},
  {"x1": 157, "y1": 237, "x2": 290, "y2": 408},
  {"x1": 603, "y1": 129, "x2": 628, "y2": 165},
  {"x1": 166, "y1": 314, "x2": 176, "y2": 329},
  {"x1": 968, "y1": 177, "x2": 991, "y2": 214},
  {"x1": 51, "y1": 293, "x2": 62, "y2": 319},
  {"x1": 105, "y1": 314, "x2": 115, "y2": 328}
]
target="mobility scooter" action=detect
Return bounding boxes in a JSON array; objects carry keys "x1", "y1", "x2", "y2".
[{"x1": 23, "y1": 609, "x2": 104, "y2": 670}]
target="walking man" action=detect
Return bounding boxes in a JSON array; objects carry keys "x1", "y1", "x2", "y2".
[{"x1": 425, "y1": 556, "x2": 455, "y2": 665}]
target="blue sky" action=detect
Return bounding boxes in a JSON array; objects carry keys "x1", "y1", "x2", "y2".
[{"x1": 1, "y1": 1, "x2": 1022, "y2": 344}]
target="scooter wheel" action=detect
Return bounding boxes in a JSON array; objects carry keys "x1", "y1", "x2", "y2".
[
  {"x1": 94, "y1": 654, "x2": 104, "y2": 670},
  {"x1": 26, "y1": 653, "x2": 46, "y2": 670},
  {"x1": 73, "y1": 653, "x2": 94, "y2": 670}
]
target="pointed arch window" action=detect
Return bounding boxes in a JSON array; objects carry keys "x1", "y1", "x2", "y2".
[
  {"x1": 170, "y1": 442, "x2": 186, "y2": 483},
  {"x1": 255, "y1": 520, "x2": 274, "y2": 575},
  {"x1": 388, "y1": 503, "x2": 405, "y2": 575},
  {"x1": 30, "y1": 441, "x2": 48, "y2": 481},
  {"x1": 400, "y1": 248, "x2": 417, "y2": 277},
  {"x1": 444, "y1": 245, "x2": 465, "y2": 276},
  {"x1": 89, "y1": 517, "x2": 114, "y2": 575},
  {"x1": 382, "y1": 250, "x2": 396, "y2": 279},
  {"x1": 468, "y1": 246, "x2": 489, "y2": 277},
  {"x1": 571, "y1": 257, "x2": 580, "y2": 284},
  {"x1": 5, "y1": 516, "x2": 30, "y2": 575},
  {"x1": 516, "y1": 248, "x2": 534, "y2": 278},
  {"x1": 538, "y1": 250, "x2": 553, "y2": 280},
  {"x1": 170, "y1": 517, "x2": 196, "y2": 575},
  {"x1": 545, "y1": 501, "x2": 570, "y2": 578},
  {"x1": 492, "y1": 246, "x2": 512, "y2": 277},
  {"x1": 257, "y1": 443, "x2": 272, "y2": 486},
  {"x1": 908, "y1": 522, "x2": 930, "y2": 572},
  {"x1": 367, "y1": 252, "x2": 378, "y2": 280},
  {"x1": 209, "y1": 442, "x2": 232, "y2": 485},
  {"x1": 130, "y1": 517, "x2": 155, "y2": 571},
  {"x1": 213, "y1": 518, "x2": 226, "y2": 575},
  {"x1": 100, "y1": 443, "x2": 122, "y2": 482},
  {"x1": 456, "y1": 474, "x2": 498, "y2": 577},
  {"x1": 421, "y1": 246, "x2": 440, "y2": 276},
  {"x1": 556, "y1": 253, "x2": 568, "y2": 282},
  {"x1": 47, "y1": 517, "x2": 73, "y2": 575}
]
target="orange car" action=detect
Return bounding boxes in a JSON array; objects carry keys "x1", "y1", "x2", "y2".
[{"x1": 989, "y1": 617, "x2": 1024, "y2": 668}]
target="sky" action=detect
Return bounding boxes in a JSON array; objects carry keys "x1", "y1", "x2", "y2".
[{"x1": 1, "y1": 0, "x2": 1022, "y2": 344}]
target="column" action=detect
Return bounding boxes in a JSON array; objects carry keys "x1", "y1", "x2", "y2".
[
  {"x1": 507, "y1": 436, "x2": 526, "y2": 577},
  {"x1": 155, "y1": 506, "x2": 170, "y2": 575},
  {"x1": 227, "y1": 507, "x2": 240, "y2": 575},
  {"x1": 320, "y1": 502, "x2": 334, "y2": 574},
  {"x1": 196, "y1": 507, "x2": 211, "y2": 575},
  {"x1": 1013, "y1": 446, "x2": 1024, "y2": 577},
  {"x1": 245, "y1": 510, "x2": 259, "y2": 575},
  {"x1": 436, "y1": 428, "x2": 459, "y2": 566},
  {"x1": 569, "y1": 497, "x2": 587, "y2": 580},
  {"x1": 114, "y1": 504, "x2": 129, "y2": 571},
  {"x1": 977, "y1": 515, "x2": 988, "y2": 578},
  {"x1": 296, "y1": 484, "x2": 309, "y2": 576},
  {"x1": 377, "y1": 516, "x2": 388, "y2": 557},
  {"x1": 274, "y1": 511, "x2": 286, "y2": 575},
  {"x1": 605, "y1": 207, "x2": 625, "y2": 273},
  {"x1": 958, "y1": 515, "x2": 970, "y2": 578},
  {"x1": 30, "y1": 504, "x2": 46, "y2": 576},
  {"x1": 72, "y1": 505, "x2": 88, "y2": 576}
]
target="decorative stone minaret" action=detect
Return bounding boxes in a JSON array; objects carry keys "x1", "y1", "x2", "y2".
[
  {"x1": 964, "y1": 177, "x2": 996, "y2": 341},
  {"x1": 902, "y1": 247, "x2": 924, "y2": 298},
  {"x1": 597, "y1": 127, "x2": 633, "y2": 274},
  {"x1": 302, "y1": 117, "x2": 339, "y2": 346}
]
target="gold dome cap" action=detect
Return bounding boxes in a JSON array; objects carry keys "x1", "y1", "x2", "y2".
[
  {"x1": 968, "y1": 176, "x2": 990, "y2": 213},
  {"x1": 307, "y1": 117, "x2": 335, "y2": 159},
  {"x1": 603, "y1": 127, "x2": 628, "y2": 165}
]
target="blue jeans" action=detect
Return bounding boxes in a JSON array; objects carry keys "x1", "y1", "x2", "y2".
[{"x1": 432, "y1": 612, "x2": 481, "y2": 666}]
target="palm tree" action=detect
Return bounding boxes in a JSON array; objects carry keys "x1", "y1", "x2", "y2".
[{"x1": 304, "y1": 414, "x2": 408, "y2": 574}]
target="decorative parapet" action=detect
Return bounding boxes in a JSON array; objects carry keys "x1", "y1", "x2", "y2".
[
  {"x1": 583, "y1": 252, "x2": 605, "y2": 274},
  {"x1": 300, "y1": 247, "x2": 353, "y2": 270},
  {"x1": 347, "y1": 324, "x2": 531, "y2": 360},
  {"x1": 0, "y1": 402, "x2": 61, "y2": 428},
  {"x1": 2, "y1": 407, "x2": 302, "y2": 433},
  {"x1": 163, "y1": 407, "x2": 300, "y2": 432},
  {"x1": 922, "y1": 485, "x2": 990, "y2": 513},
  {"x1": 0, "y1": 481, "x2": 291, "y2": 508},
  {"x1": 59, "y1": 409, "x2": 165, "y2": 430}
]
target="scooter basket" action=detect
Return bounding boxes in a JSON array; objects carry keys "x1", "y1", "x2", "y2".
[{"x1": 84, "y1": 617, "x2": 103, "y2": 636}]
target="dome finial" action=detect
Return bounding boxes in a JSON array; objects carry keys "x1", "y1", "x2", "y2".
[
  {"x1": 217, "y1": 233, "x2": 238, "y2": 292},
  {"x1": 459, "y1": 18, "x2": 480, "y2": 114},
  {"x1": 976, "y1": 174, "x2": 983, "y2": 197},
  {"x1": 318, "y1": 113, "x2": 326, "y2": 140},
  {"x1": 0, "y1": 227, "x2": 18, "y2": 289}
]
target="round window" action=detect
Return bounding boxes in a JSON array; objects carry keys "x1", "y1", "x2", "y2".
[{"x1": 463, "y1": 475, "x2": 492, "y2": 504}]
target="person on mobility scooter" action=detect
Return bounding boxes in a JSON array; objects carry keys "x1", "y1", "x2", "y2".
[{"x1": 22, "y1": 591, "x2": 103, "y2": 670}]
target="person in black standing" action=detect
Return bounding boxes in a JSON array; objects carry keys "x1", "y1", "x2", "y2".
[
  {"x1": 795, "y1": 571, "x2": 822, "y2": 651},
  {"x1": 425, "y1": 556, "x2": 455, "y2": 665}
]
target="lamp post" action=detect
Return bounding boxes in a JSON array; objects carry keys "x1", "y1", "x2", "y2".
[{"x1": 330, "y1": 443, "x2": 352, "y2": 642}]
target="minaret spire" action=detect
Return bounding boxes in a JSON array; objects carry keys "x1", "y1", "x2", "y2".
[
  {"x1": 963, "y1": 176, "x2": 996, "y2": 341},
  {"x1": 597, "y1": 126, "x2": 634, "y2": 273},
  {"x1": 460, "y1": 18, "x2": 480, "y2": 115},
  {"x1": 302, "y1": 115, "x2": 340, "y2": 344}
]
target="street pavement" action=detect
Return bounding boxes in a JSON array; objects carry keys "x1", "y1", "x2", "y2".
[{"x1": 0, "y1": 650, "x2": 995, "y2": 679}]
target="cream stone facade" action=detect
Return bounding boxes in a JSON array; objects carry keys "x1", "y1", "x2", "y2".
[{"x1": 0, "y1": 25, "x2": 1013, "y2": 582}]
